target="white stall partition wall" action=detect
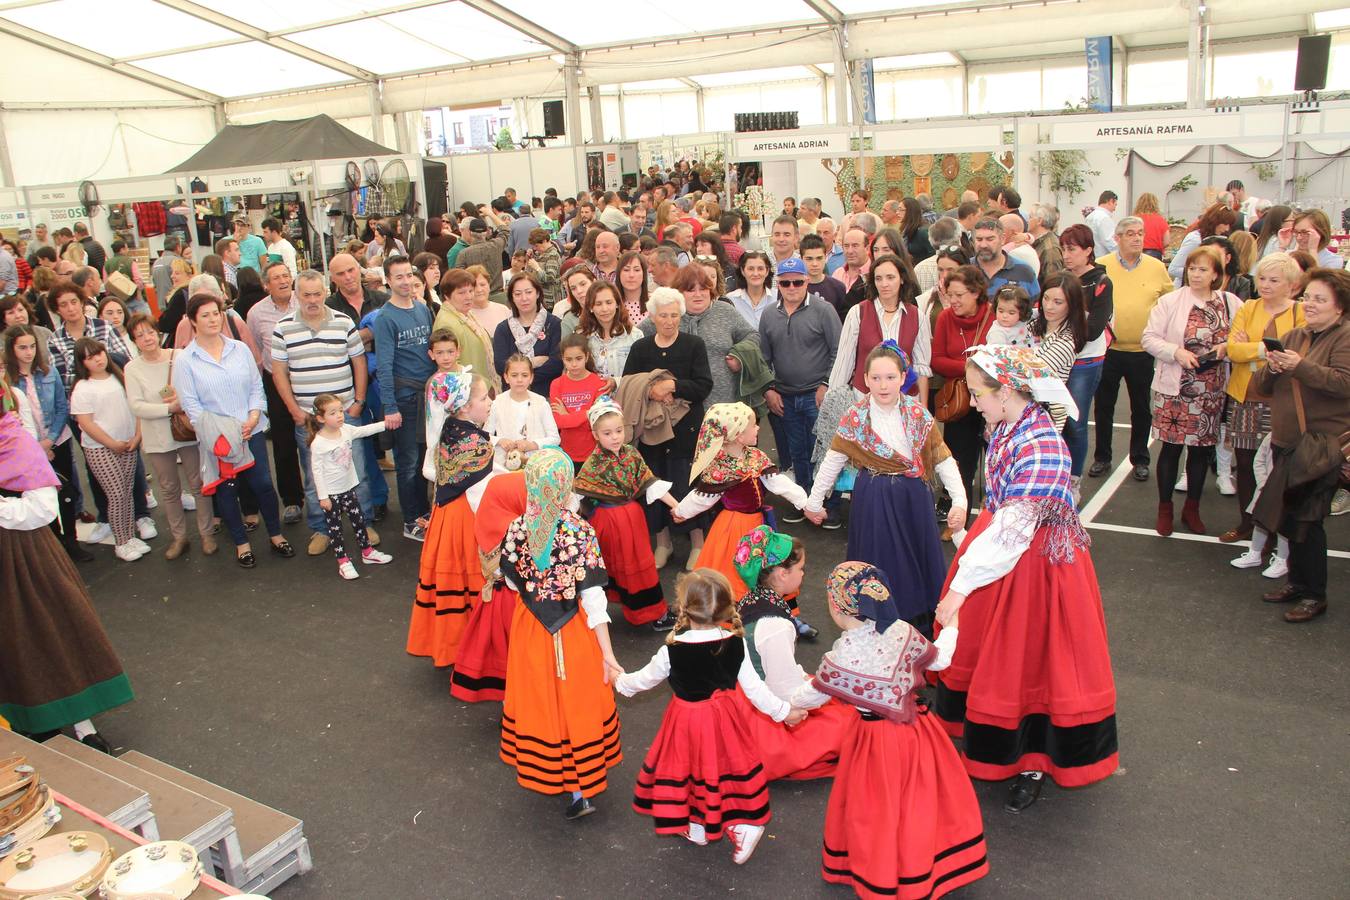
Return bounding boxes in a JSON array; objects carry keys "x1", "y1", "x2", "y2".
[{"x1": 442, "y1": 144, "x2": 637, "y2": 210}]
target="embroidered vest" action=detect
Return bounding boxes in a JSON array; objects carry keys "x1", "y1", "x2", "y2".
[{"x1": 851, "y1": 301, "x2": 921, "y2": 395}]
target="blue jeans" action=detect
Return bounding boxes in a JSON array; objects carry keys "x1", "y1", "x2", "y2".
[
  {"x1": 1064, "y1": 360, "x2": 1103, "y2": 477},
  {"x1": 214, "y1": 432, "x2": 283, "y2": 546},
  {"x1": 391, "y1": 391, "x2": 429, "y2": 526},
  {"x1": 359, "y1": 400, "x2": 390, "y2": 506},
  {"x1": 295, "y1": 412, "x2": 373, "y2": 534},
  {"x1": 777, "y1": 391, "x2": 839, "y2": 512}
]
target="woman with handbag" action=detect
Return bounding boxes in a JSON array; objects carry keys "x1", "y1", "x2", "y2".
[
  {"x1": 1249, "y1": 267, "x2": 1350, "y2": 623},
  {"x1": 124, "y1": 313, "x2": 214, "y2": 559},
  {"x1": 930, "y1": 265, "x2": 994, "y2": 537},
  {"x1": 1142, "y1": 245, "x2": 1243, "y2": 536}
]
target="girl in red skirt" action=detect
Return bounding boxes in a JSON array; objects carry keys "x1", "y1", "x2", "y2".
[
  {"x1": 793, "y1": 562, "x2": 988, "y2": 900},
  {"x1": 574, "y1": 397, "x2": 679, "y2": 631},
  {"x1": 498, "y1": 449, "x2": 623, "y2": 820},
  {"x1": 732, "y1": 525, "x2": 851, "y2": 781},
  {"x1": 616, "y1": 568, "x2": 807, "y2": 864},
  {"x1": 673, "y1": 402, "x2": 817, "y2": 638},
  {"x1": 934, "y1": 345, "x2": 1119, "y2": 813},
  {"x1": 407, "y1": 370, "x2": 494, "y2": 667},
  {"x1": 449, "y1": 469, "x2": 526, "y2": 703}
]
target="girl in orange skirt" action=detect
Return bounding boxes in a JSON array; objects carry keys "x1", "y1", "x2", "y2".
[
  {"x1": 498, "y1": 449, "x2": 623, "y2": 819},
  {"x1": 574, "y1": 397, "x2": 679, "y2": 631},
  {"x1": 793, "y1": 562, "x2": 988, "y2": 900},
  {"x1": 616, "y1": 569, "x2": 807, "y2": 864},
  {"x1": 672, "y1": 402, "x2": 817, "y2": 638},
  {"x1": 407, "y1": 371, "x2": 494, "y2": 667},
  {"x1": 732, "y1": 525, "x2": 851, "y2": 781},
  {"x1": 449, "y1": 469, "x2": 526, "y2": 703}
]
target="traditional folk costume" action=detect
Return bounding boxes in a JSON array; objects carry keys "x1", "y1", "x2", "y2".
[
  {"x1": 573, "y1": 399, "x2": 672, "y2": 626},
  {"x1": 674, "y1": 403, "x2": 808, "y2": 598},
  {"x1": 616, "y1": 618, "x2": 788, "y2": 852},
  {"x1": 793, "y1": 563, "x2": 988, "y2": 900},
  {"x1": 807, "y1": 345, "x2": 965, "y2": 635},
  {"x1": 449, "y1": 470, "x2": 526, "y2": 703},
  {"x1": 408, "y1": 372, "x2": 493, "y2": 668},
  {"x1": 499, "y1": 451, "x2": 622, "y2": 799},
  {"x1": 733, "y1": 527, "x2": 849, "y2": 781},
  {"x1": 934, "y1": 346, "x2": 1119, "y2": 793},
  {"x1": 0, "y1": 403, "x2": 134, "y2": 734}
]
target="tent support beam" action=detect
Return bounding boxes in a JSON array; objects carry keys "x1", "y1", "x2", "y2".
[
  {"x1": 587, "y1": 84, "x2": 604, "y2": 143},
  {"x1": 370, "y1": 82, "x2": 386, "y2": 146},
  {"x1": 832, "y1": 25, "x2": 849, "y2": 126},
  {"x1": 564, "y1": 55, "x2": 584, "y2": 146},
  {"x1": 150, "y1": 0, "x2": 377, "y2": 83},
  {"x1": 801, "y1": 0, "x2": 845, "y2": 25},
  {"x1": 457, "y1": 0, "x2": 577, "y2": 54},
  {"x1": 0, "y1": 110, "x2": 15, "y2": 187}
]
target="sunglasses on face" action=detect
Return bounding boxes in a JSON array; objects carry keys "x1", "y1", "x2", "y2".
[{"x1": 778, "y1": 279, "x2": 806, "y2": 287}]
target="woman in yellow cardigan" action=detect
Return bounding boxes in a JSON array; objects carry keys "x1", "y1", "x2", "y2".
[{"x1": 1220, "y1": 253, "x2": 1305, "y2": 544}]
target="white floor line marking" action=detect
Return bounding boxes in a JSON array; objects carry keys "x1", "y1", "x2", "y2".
[
  {"x1": 1079, "y1": 454, "x2": 1138, "y2": 525},
  {"x1": 1084, "y1": 520, "x2": 1350, "y2": 559}
]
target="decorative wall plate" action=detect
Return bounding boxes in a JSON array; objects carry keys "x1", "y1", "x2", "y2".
[
  {"x1": 911, "y1": 154, "x2": 934, "y2": 176},
  {"x1": 884, "y1": 156, "x2": 905, "y2": 181},
  {"x1": 941, "y1": 154, "x2": 960, "y2": 180},
  {"x1": 942, "y1": 187, "x2": 959, "y2": 209},
  {"x1": 969, "y1": 152, "x2": 990, "y2": 172},
  {"x1": 967, "y1": 176, "x2": 991, "y2": 202},
  {"x1": 912, "y1": 176, "x2": 932, "y2": 199}
]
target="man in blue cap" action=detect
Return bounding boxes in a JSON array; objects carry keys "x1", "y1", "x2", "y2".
[{"x1": 758, "y1": 257, "x2": 844, "y2": 528}]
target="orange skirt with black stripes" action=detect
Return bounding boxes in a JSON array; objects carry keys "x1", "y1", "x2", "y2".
[
  {"x1": 499, "y1": 601, "x2": 622, "y2": 797},
  {"x1": 407, "y1": 496, "x2": 483, "y2": 667}
]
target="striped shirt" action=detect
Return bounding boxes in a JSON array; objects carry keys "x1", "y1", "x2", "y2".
[
  {"x1": 173, "y1": 337, "x2": 267, "y2": 430},
  {"x1": 271, "y1": 307, "x2": 363, "y2": 407}
]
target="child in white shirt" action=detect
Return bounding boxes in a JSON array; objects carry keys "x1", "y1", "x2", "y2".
[
  {"x1": 985, "y1": 285, "x2": 1033, "y2": 349},
  {"x1": 308, "y1": 393, "x2": 394, "y2": 579},
  {"x1": 486, "y1": 354, "x2": 559, "y2": 471}
]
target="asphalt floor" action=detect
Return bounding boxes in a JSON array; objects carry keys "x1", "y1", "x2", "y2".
[{"x1": 62, "y1": 411, "x2": 1349, "y2": 900}]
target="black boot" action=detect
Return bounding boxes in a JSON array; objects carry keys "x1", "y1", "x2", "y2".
[
  {"x1": 564, "y1": 795, "x2": 596, "y2": 820},
  {"x1": 1004, "y1": 772, "x2": 1044, "y2": 813}
]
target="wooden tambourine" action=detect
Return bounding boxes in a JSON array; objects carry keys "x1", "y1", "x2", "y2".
[
  {"x1": 97, "y1": 842, "x2": 201, "y2": 900},
  {"x1": 0, "y1": 831, "x2": 111, "y2": 899},
  {"x1": 0, "y1": 760, "x2": 39, "y2": 834},
  {"x1": 0, "y1": 788, "x2": 60, "y2": 860}
]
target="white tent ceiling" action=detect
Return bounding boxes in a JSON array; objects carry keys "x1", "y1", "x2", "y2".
[{"x1": 0, "y1": 0, "x2": 1340, "y2": 109}]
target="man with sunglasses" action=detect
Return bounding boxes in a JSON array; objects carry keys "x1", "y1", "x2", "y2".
[{"x1": 759, "y1": 258, "x2": 843, "y2": 528}]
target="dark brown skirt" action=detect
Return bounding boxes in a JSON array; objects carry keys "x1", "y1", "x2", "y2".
[
  {"x1": 0, "y1": 526, "x2": 133, "y2": 733},
  {"x1": 1225, "y1": 399, "x2": 1270, "y2": 450}
]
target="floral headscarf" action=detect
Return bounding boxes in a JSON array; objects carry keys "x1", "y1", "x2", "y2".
[
  {"x1": 426, "y1": 367, "x2": 476, "y2": 417},
  {"x1": 689, "y1": 402, "x2": 755, "y2": 482},
  {"x1": 523, "y1": 448, "x2": 575, "y2": 570},
  {"x1": 826, "y1": 561, "x2": 900, "y2": 633},
  {"x1": 586, "y1": 395, "x2": 623, "y2": 429},
  {"x1": 967, "y1": 344, "x2": 1078, "y2": 420},
  {"x1": 733, "y1": 525, "x2": 794, "y2": 589}
]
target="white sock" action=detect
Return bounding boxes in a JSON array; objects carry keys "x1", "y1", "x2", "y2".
[
  {"x1": 72, "y1": 719, "x2": 96, "y2": 739},
  {"x1": 1019, "y1": 770, "x2": 1044, "y2": 779},
  {"x1": 687, "y1": 822, "x2": 706, "y2": 842},
  {"x1": 1251, "y1": 526, "x2": 1271, "y2": 555},
  {"x1": 1275, "y1": 535, "x2": 1289, "y2": 560}
]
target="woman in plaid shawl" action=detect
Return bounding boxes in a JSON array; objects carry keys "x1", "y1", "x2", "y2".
[{"x1": 931, "y1": 345, "x2": 1119, "y2": 814}]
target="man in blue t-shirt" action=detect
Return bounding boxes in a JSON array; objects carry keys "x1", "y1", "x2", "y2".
[
  {"x1": 233, "y1": 217, "x2": 268, "y2": 273},
  {"x1": 372, "y1": 256, "x2": 435, "y2": 540},
  {"x1": 972, "y1": 218, "x2": 1040, "y2": 301}
]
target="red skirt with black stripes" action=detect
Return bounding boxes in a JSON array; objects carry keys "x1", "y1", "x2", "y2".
[
  {"x1": 450, "y1": 583, "x2": 518, "y2": 703},
  {"x1": 407, "y1": 496, "x2": 482, "y2": 667},
  {"x1": 821, "y1": 707, "x2": 988, "y2": 900},
  {"x1": 632, "y1": 689, "x2": 771, "y2": 840},
  {"x1": 590, "y1": 501, "x2": 667, "y2": 625}
]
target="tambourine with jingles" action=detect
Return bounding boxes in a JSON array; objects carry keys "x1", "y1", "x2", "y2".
[
  {"x1": 0, "y1": 831, "x2": 111, "y2": 899},
  {"x1": 0, "y1": 787, "x2": 61, "y2": 859},
  {"x1": 0, "y1": 760, "x2": 40, "y2": 833},
  {"x1": 97, "y1": 842, "x2": 201, "y2": 900}
]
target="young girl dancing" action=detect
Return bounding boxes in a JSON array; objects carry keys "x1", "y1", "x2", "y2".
[
  {"x1": 572, "y1": 397, "x2": 678, "y2": 630},
  {"x1": 486, "y1": 354, "x2": 558, "y2": 471},
  {"x1": 791, "y1": 562, "x2": 988, "y2": 900},
  {"x1": 306, "y1": 393, "x2": 393, "y2": 580},
  {"x1": 498, "y1": 449, "x2": 623, "y2": 820},
  {"x1": 804, "y1": 342, "x2": 966, "y2": 636},
  {"x1": 933, "y1": 345, "x2": 1118, "y2": 813},
  {"x1": 616, "y1": 568, "x2": 807, "y2": 864},
  {"x1": 733, "y1": 526, "x2": 851, "y2": 781},
  {"x1": 407, "y1": 370, "x2": 494, "y2": 668},
  {"x1": 672, "y1": 402, "x2": 815, "y2": 637}
]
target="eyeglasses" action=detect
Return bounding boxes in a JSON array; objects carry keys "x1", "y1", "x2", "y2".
[{"x1": 778, "y1": 279, "x2": 806, "y2": 287}]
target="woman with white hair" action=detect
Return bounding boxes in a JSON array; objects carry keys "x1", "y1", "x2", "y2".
[{"x1": 621, "y1": 287, "x2": 713, "y2": 570}]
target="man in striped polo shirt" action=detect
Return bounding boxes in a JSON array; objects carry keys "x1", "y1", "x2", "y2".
[{"x1": 272, "y1": 269, "x2": 380, "y2": 556}]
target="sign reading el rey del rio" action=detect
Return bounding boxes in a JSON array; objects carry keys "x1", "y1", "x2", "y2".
[{"x1": 734, "y1": 131, "x2": 851, "y2": 158}]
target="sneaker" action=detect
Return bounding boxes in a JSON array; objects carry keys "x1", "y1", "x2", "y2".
[
  {"x1": 727, "y1": 824, "x2": 764, "y2": 864},
  {"x1": 282, "y1": 504, "x2": 303, "y2": 524},
  {"x1": 1173, "y1": 473, "x2": 1188, "y2": 493},
  {"x1": 181, "y1": 492, "x2": 196, "y2": 511},
  {"x1": 403, "y1": 523, "x2": 427, "y2": 542},
  {"x1": 361, "y1": 547, "x2": 393, "y2": 565},
  {"x1": 1262, "y1": 556, "x2": 1289, "y2": 579},
  {"x1": 1216, "y1": 473, "x2": 1236, "y2": 496},
  {"x1": 308, "y1": 533, "x2": 330, "y2": 556},
  {"x1": 136, "y1": 517, "x2": 158, "y2": 540},
  {"x1": 1230, "y1": 548, "x2": 1263, "y2": 569},
  {"x1": 82, "y1": 522, "x2": 112, "y2": 544},
  {"x1": 114, "y1": 542, "x2": 145, "y2": 562},
  {"x1": 145, "y1": 491, "x2": 158, "y2": 510},
  {"x1": 1332, "y1": 488, "x2": 1349, "y2": 516},
  {"x1": 682, "y1": 823, "x2": 708, "y2": 846},
  {"x1": 564, "y1": 795, "x2": 596, "y2": 820},
  {"x1": 650, "y1": 612, "x2": 677, "y2": 632},
  {"x1": 338, "y1": 559, "x2": 359, "y2": 580},
  {"x1": 128, "y1": 537, "x2": 152, "y2": 555},
  {"x1": 781, "y1": 511, "x2": 805, "y2": 524},
  {"x1": 794, "y1": 617, "x2": 820, "y2": 641},
  {"x1": 822, "y1": 512, "x2": 842, "y2": 530},
  {"x1": 372, "y1": 503, "x2": 388, "y2": 523}
]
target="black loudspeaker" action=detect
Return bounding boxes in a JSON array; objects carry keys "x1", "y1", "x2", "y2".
[
  {"x1": 1295, "y1": 35, "x2": 1332, "y2": 92},
  {"x1": 543, "y1": 100, "x2": 564, "y2": 137}
]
